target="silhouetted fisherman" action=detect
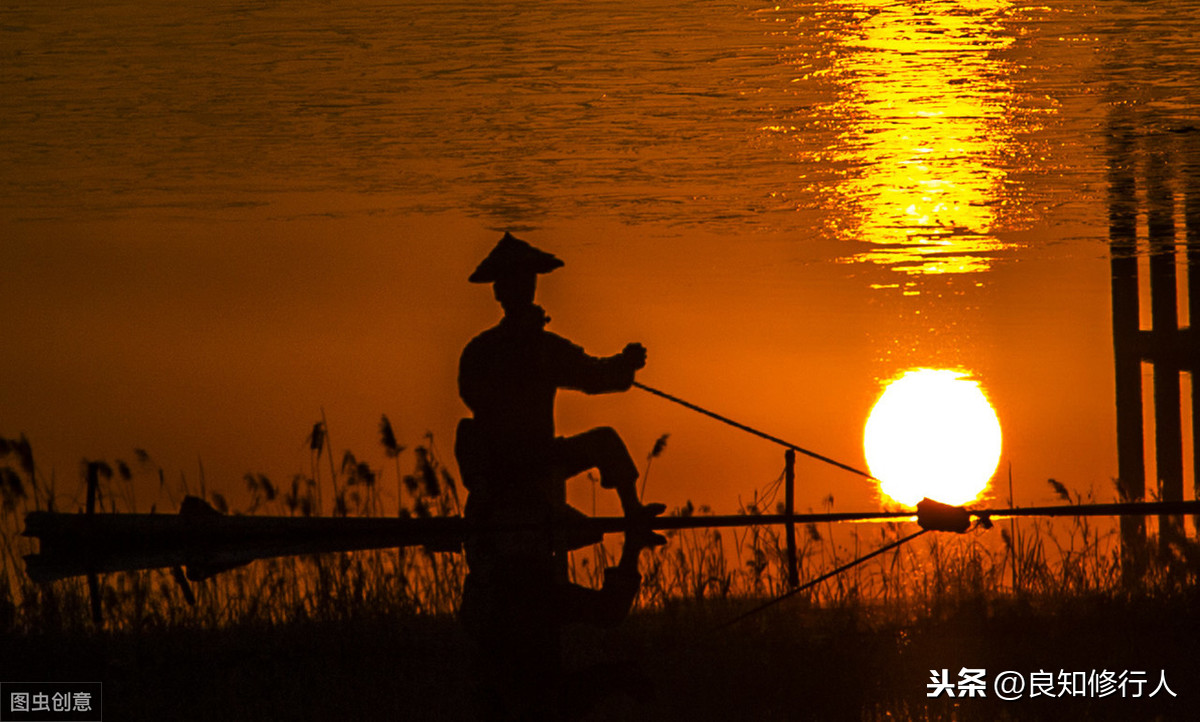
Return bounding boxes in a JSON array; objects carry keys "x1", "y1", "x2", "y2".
[
  {"x1": 455, "y1": 232, "x2": 664, "y2": 719},
  {"x1": 456, "y1": 232, "x2": 664, "y2": 525}
]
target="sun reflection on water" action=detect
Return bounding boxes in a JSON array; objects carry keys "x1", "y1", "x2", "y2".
[{"x1": 788, "y1": 0, "x2": 1024, "y2": 279}]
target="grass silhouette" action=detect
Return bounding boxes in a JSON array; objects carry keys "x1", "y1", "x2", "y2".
[{"x1": 2, "y1": 429, "x2": 1199, "y2": 719}]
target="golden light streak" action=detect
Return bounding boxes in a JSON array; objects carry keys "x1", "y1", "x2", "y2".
[{"x1": 824, "y1": 0, "x2": 1019, "y2": 277}]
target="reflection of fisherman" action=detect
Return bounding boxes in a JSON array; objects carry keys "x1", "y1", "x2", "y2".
[{"x1": 455, "y1": 232, "x2": 664, "y2": 719}]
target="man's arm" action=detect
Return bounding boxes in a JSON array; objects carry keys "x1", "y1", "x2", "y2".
[{"x1": 550, "y1": 334, "x2": 647, "y2": 394}]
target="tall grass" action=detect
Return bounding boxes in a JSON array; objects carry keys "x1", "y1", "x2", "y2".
[
  {"x1": 0, "y1": 422, "x2": 467, "y2": 634},
  {"x1": 3, "y1": 427, "x2": 1199, "y2": 637}
]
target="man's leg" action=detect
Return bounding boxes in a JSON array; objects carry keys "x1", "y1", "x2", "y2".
[{"x1": 552, "y1": 427, "x2": 660, "y2": 515}]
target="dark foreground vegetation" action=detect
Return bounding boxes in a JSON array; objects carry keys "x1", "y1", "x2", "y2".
[
  {"x1": 3, "y1": 430, "x2": 1199, "y2": 720},
  {"x1": 4, "y1": 591, "x2": 1198, "y2": 720}
]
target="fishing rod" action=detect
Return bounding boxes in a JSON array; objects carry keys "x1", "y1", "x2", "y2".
[
  {"x1": 633, "y1": 381, "x2": 877, "y2": 480},
  {"x1": 716, "y1": 529, "x2": 930, "y2": 631},
  {"x1": 709, "y1": 497, "x2": 1200, "y2": 629},
  {"x1": 629, "y1": 383, "x2": 1200, "y2": 527}
]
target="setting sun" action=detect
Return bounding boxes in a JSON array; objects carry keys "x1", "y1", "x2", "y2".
[{"x1": 864, "y1": 369, "x2": 1002, "y2": 507}]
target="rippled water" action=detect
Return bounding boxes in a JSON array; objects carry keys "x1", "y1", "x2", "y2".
[
  {"x1": 4, "y1": 1, "x2": 1199, "y2": 274},
  {"x1": 3, "y1": 1, "x2": 1200, "y2": 517}
]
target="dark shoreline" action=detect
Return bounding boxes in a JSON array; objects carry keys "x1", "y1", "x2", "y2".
[{"x1": 4, "y1": 592, "x2": 1197, "y2": 721}]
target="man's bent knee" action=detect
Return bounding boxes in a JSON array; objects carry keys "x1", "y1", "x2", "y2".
[
  {"x1": 556, "y1": 427, "x2": 639, "y2": 490},
  {"x1": 585, "y1": 427, "x2": 638, "y2": 490}
]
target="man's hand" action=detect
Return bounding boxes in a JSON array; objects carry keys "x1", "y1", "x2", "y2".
[{"x1": 622, "y1": 343, "x2": 647, "y2": 370}]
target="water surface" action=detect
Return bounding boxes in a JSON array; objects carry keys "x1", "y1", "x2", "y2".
[{"x1": 2, "y1": 1, "x2": 1199, "y2": 518}]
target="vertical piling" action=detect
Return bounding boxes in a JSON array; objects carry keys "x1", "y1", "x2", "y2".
[
  {"x1": 86, "y1": 463, "x2": 99, "y2": 516},
  {"x1": 1186, "y1": 129, "x2": 1200, "y2": 535},
  {"x1": 785, "y1": 449, "x2": 798, "y2": 589},
  {"x1": 85, "y1": 461, "x2": 102, "y2": 624},
  {"x1": 1146, "y1": 135, "x2": 1186, "y2": 548},
  {"x1": 1108, "y1": 106, "x2": 1147, "y2": 582}
]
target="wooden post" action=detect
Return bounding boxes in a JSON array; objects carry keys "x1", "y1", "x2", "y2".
[
  {"x1": 1108, "y1": 107, "x2": 1147, "y2": 583},
  {"x1": 1186, "y1": 129, "x2": 1200, "y2": 536},
  {"x1": 785, "y1": 449, "x2": 798, "y2": 589},
  {"x1": 85, "y1": 463, "x2": 99, "y2": 516},
  {"x1": 85, "y1": 461, "x2": 102, "y2": 624},
  {"x1": 1146, "y1": 136, "x2": 1185, "y2": 549}
]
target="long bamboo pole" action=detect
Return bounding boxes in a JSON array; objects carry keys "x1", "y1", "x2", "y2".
[{"x1": 24, "y1": 499, "x2": 1200, "y2": 584}]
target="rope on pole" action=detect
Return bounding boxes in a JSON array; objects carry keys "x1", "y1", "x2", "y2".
[
  {"x1": 714, "y1": 528, "x2": 929, "y2": 631},
  {"x1": 633, "y1": 381, "x2": 876, "y2": 480}
]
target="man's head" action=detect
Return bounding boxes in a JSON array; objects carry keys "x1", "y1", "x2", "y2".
[
  {"x1": 492, "y1": 271, "x2": 537, "y2": 314},
  {"x1": 469, "y1": 232, "x2": 563, "y2": 314}
]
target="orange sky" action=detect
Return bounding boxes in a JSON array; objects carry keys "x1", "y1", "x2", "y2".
[{"x1": 0, "y1": 208, "x2": 1123, "y2": 523}]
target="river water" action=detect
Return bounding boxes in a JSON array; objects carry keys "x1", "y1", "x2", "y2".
[{"x1": 2, "y1": 1, "x2": 1199, "y2": 523}]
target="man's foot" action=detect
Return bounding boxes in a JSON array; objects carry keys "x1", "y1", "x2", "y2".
[
  {"x1": 627, "y1": 525, "x2": 667, "y2": 549},
  {"x1": 626, "y1": 501, "x2": 666, "y2": 519}
]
